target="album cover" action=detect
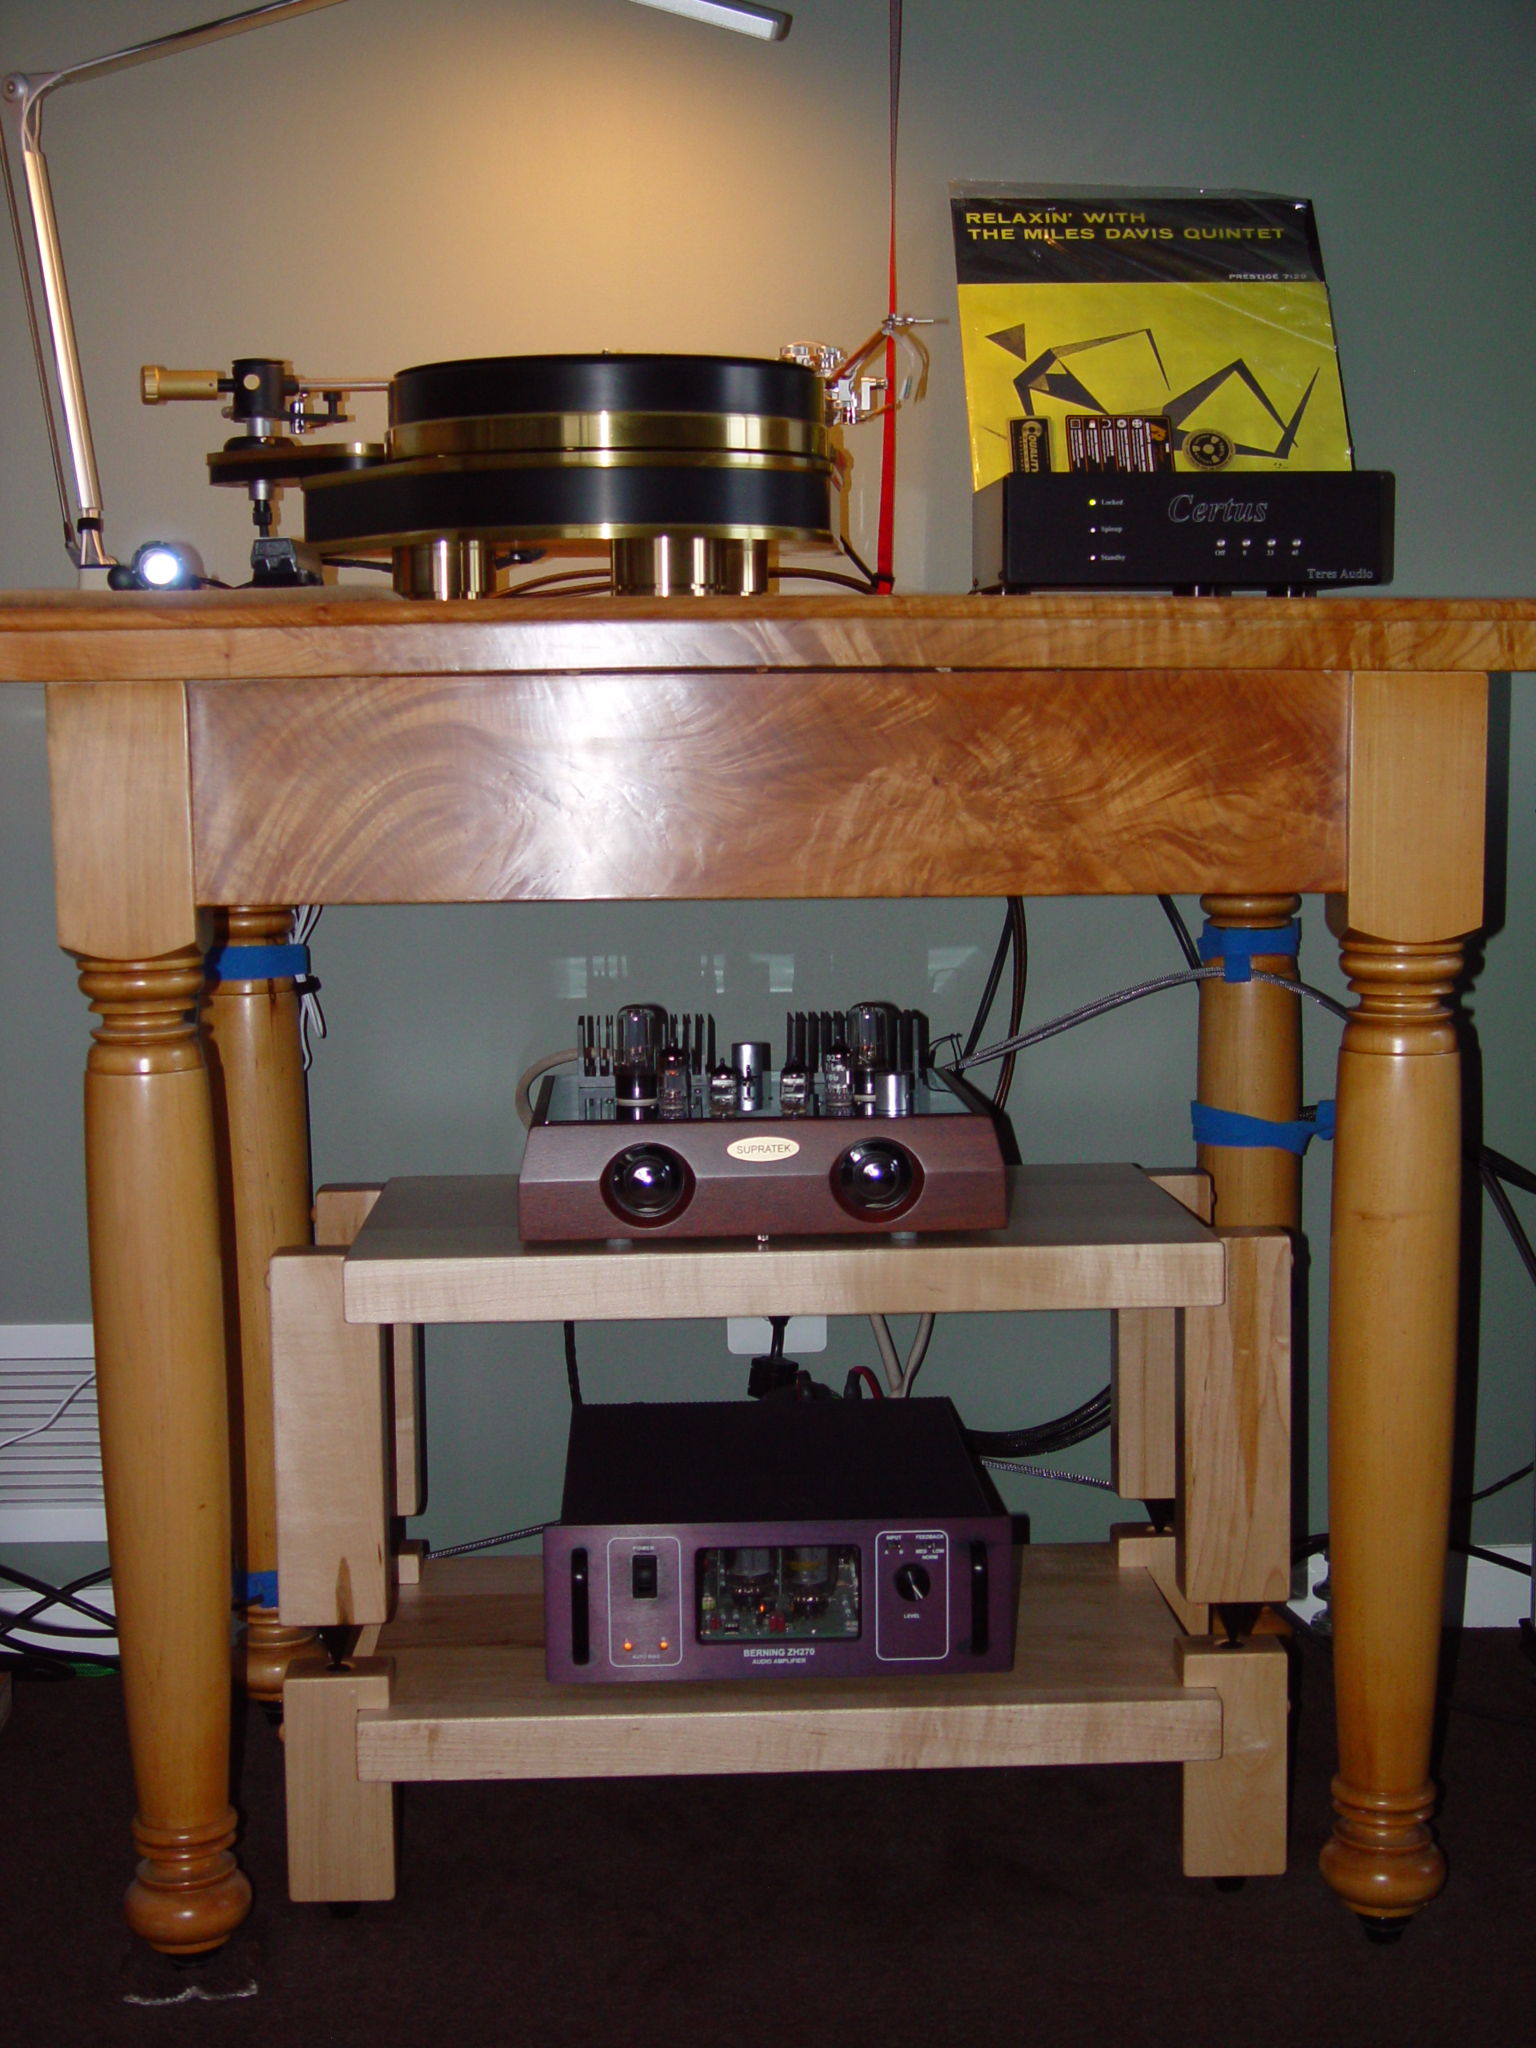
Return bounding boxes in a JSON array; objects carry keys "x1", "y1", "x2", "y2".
[{"x1": 950, "y1": 187, "x2": 1354, "y2": 491}]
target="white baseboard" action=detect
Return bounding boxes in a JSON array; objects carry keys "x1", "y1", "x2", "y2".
[
  {"x1": 0, "y1": 1324, "x2": 105, "y2": 1543},
  {"x1": 1456, "y1": 1546, "x2": 1534, "y2": 1628},
  {"x1": 1293, "y1": 1546, "x2": 1533, "y2": 1631}
]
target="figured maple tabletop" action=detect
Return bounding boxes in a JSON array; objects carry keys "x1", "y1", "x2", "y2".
[{"x1": 1, "y1": 588, "x2": 1535, "y2": 681}]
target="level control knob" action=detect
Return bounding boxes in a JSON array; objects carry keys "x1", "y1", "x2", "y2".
[{"x1": 893, "y1": 1561, "x2": 931, "y2": 1603}]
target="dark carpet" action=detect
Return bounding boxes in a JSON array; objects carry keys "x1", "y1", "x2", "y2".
[{"x1": 3, "y1": 1628, "x2": 1534, "y2": 2048}]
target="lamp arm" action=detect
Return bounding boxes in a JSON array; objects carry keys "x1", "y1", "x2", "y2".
[{"x1": 0, "y1": 1, "x2": 348, "y2": 574}]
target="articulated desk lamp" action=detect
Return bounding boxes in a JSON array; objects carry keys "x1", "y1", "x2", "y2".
[{"x1": 6, "y1": 0, "x2": 806, "y2": 598}]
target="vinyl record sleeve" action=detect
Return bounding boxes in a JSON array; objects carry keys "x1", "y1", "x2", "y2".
[{"x1": 951, "y1": 187, "x2": 1354, "y2": 491}]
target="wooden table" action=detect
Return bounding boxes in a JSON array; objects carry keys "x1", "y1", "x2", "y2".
[{"x1": 4, "y1": 587, "x2": 1530, "y2": 1951}]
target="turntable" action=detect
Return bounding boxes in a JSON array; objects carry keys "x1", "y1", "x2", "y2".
[{"x1": 299, "y1": 350, "x2": 837, "y2": 599}]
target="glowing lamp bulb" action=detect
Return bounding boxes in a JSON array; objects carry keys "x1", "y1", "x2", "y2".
[{"x1": 124, "y1": 541, "x2": 204, "y2": 590}]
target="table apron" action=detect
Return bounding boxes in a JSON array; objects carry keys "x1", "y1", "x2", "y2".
[{"x1": 187, "y1": 667, "x2": 1349, "y2": 906}]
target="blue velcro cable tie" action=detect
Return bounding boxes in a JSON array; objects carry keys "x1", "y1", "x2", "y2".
[
  {"x1": 237, "y1": 1570, "x2": 279, "y2": 1607},
  {"x1": 1191, "y1": 1099, "x2": 1335, "y2": 1154},
  {"x1": 1197, "y1": 919, "x2": 1301, "y2": 982},
  {"x1": 205, "y1": 943, "x2": 310, "y2": 983}
]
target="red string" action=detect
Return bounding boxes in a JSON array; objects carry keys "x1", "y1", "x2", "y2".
[{"x1": 874, "y1": 0, "x2": 903, "y2": 593}]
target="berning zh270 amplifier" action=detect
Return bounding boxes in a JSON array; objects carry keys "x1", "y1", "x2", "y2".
[{"x1": 543, "y1": 1397, "x2": 1016, "y2": 1684}]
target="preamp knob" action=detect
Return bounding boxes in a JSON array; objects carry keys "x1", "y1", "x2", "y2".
[
  {"x1": 893, "y1": 1562, "x2": 931, "y2": 1602},
  {"x1": 602, "y1": 1144, "x2": 694, "y2": 1226}
]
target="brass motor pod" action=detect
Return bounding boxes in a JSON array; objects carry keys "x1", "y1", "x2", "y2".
[{"x1": 610, "y1": 536, "x2": 771, "y2": 597}]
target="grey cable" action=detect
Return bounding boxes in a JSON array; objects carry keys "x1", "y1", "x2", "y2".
[
  {"x1": 954, "y1": 963, "x2": 1348, "y2": 1073},
  {"x1": 981, "y1": 1458, "x2": 1116, "y2": 1491},
  {"x1": 429, "y1": 1519, "x2": 551, "y2": 1559}
]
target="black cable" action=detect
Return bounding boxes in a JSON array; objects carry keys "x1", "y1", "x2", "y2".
[
  {"x1": 0, "y1": 1562, "x2": 115, "y2": 1635},
  {"x1": 1457, "y1": 1542, "x2": 1533, "y2": 1578},
  {"x1": 781, "y1": 567, "x2": 880, "y2": 592},
  {"x1": 1477, "y1": 1152, "x2": 1536, "y2": 1290},
  {"x1": 963, "y1": 903, "x2": 1014, "y2": 1058},
  {"x1": 1295, "y1": 1465, "x2": 1536, "y2": 1565},
  {"x1": 843, "y1": 532, "x2": 876, "y2": 589},
  {"x1": 1, "y1": 1646, "x2": 118, "y2": 1678},
  {"x1": 966, "y1": 1386, "x2": 1111, "y2": 1460},
  {"x1": 1, "y1": 1614, "x2": 115, "y2": 1642},
  {"x1": 1158, "y1": 894, "x2": 1202, "y2": 970},
  {"x1": 416, "y1": 1331, "x2": 576, "y2": 1563},
  {"x1": 1479, "y1": 1144, "x2": 1536, "y2": 1200},
  {"x1": 508, "y1": 578, "x2": 614, "y2": 599},
  {"x1": 0, "y1": 1564, "x2": 119, "y2": 1673},
  {"x1": 1464, "y1": 1461, "x2": 1535, "y2": 1506},
  {"x1": 1279, "y1": 1609, "x2": 1536, "y2": 1727},
  {"x1": 991, "y1": 897, "x2": 1028, "y2": 1110}
]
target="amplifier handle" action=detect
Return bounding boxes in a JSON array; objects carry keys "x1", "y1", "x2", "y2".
[
  {"x1": 968, "y1": 1541, "x2": 990, "y2": 1656},
  {"x1": 570, "y1": 1548, "x2": 590, "y2": 1666}
]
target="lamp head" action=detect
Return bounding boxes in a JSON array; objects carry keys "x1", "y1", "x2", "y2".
[
  {"x1": 107, "y1": 541, "x2": 206, "y2": 591},
  {"x1": 626, "y1": 1, "x2": 791, "y2": 39}
]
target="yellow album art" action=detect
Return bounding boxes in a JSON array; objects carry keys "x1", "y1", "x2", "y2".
[{"x1": 950, "y1": 188, "x2": 1355, "y2": 492}]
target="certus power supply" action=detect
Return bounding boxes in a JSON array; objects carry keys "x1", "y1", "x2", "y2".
[
  {"x1": 973, "y1": 468, "x2": 1394, "y2": 593},
  {"x1": 543, "y1": 1398, "x2": 1017, "y2": 1684}
]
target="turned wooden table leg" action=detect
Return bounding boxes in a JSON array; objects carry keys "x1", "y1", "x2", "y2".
[
  {"x1": 80, "y1": 950, "x2": 252, "y2": 1954},
  {"x1": 1195, "y1": 893, "x2": 1304, "y2": 1233},
  {"x1": 203, "y1": 906, "x2": 316, "y2": 1701},
  {"x1": 1320, "y1": 931, "x2": 1465, "y2": 1921}
]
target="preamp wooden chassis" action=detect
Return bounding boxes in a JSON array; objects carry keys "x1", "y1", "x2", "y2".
[{"x1": 517, "y1": 1077, "x2": 1009, "y2": 1241}]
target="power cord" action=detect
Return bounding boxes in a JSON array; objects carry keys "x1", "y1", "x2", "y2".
[
  {"x1": 953, "y1": 963, "x2": 1349, "y2": 1075},
  {"x1": 424, "y1": 1318, "x2": 585, "y2": 1560},
  {"x1": 866, "y1": 1313, "x2": 935, "y2": 1396},
  {"x1": 1158, "y1": 894, "x2": 1203, "y2": 970},
  {"x1": 958, "y1": 897, "x2": 1029, "y2": 1107},
  {"x1": 0, "y1": 1369, "x2": 94, "y2": 1452},
  {"x1": 980, "y1": 1458, "x2": 1114, "y2": 1492},
  {"x1": 965, "y1": 1386, "x2": 1112, "y2": 1461},
  {"x1": 427, "y1": 1519, "x2": 552, "y2": 1561},
  {"x1": 0, "y1": 1561, "x2": 118, "y2": 1676}
]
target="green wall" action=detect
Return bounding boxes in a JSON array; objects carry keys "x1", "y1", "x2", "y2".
[{"x1": 1, "y1": 0, "x2": 1532, "y2": 1576}]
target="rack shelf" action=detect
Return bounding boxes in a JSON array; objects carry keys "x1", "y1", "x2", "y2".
[
  {"x1": 274, "y1": 1161, "x2": 1291, "y2": 1902},
  {"x1": 340, "y1": 1163, "x2": 1226, "y2": 1324},
  {"x1": 352, "y1": 1548, "x2": 1225, "y2": 1784}
]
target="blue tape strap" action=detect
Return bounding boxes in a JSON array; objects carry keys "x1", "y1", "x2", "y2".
[
  {"x1": 1197, "y1": 919, "x2": 1301, "y2": 982},
  {"x1": 238, "y1": 1570, "x2": 279, "y2": 1607},
  {"x1": 1191, "y1": 1098, "x2": 1335, "y2": 1154},
  {"x1": 205, "y1": 943, "x2": 310, "y2": 983}
]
